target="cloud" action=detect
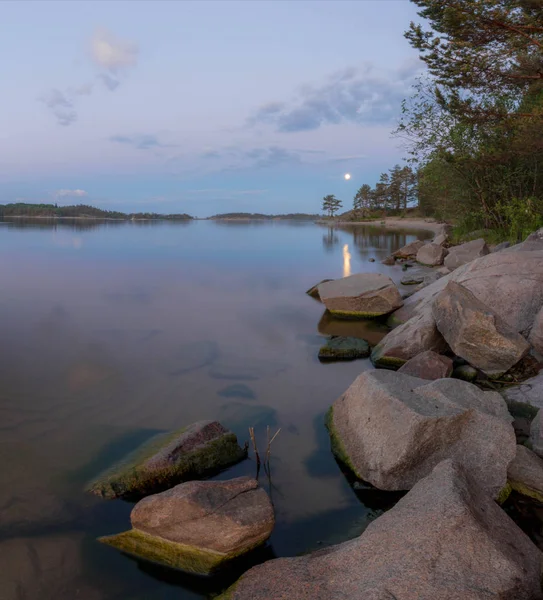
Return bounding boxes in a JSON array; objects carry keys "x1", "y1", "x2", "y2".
[
  {"x1": 54, "y1": 189, "x2": 88, "y2": 198},
  {"x1": 91, "y1": 28, "x2": 139, "y2": 72},
  {"x1": 248, "y1": 61, "x2": 425, "y2": 133},
  {"x1": 109, "y1": 134, "x2": 174, "y2": 150},
  {"x1": 98, "y1": 73, "x2": 120, "y2": 91},
  {"x1": 39, "y1": 89, "x2": 77, "y2": 126}
]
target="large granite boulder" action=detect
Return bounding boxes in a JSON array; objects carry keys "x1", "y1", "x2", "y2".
[
  {"x1": 327, "y1": 370, "x2": 515, "y2": 498},
  {"x1": 530, "y1": 306, "x2": 543, "y2": 355},
  {"x1": 101, "y1": 477, "x2": 274, "y2": 575},
  {"x1": 416, "y1": 243, "x2": 447, "y2": 266},
  {"x1": 444, "y1": 238, "x2": 490, "y2": 270},
  {"x1": 398, "y1": 350, "x2": 453, "y2": 380},
  {"x1": 371, "y1": 309, "x2": 447, "y2": 368},
  {"x1": 502, "y1": 372, "x2": 543, "y2": 418},
  {"x1": 88, "y1": 421, "x2": 246, "y2": 499},
  {"x1": 433, "y1": 281, "x2": 530, "y2": 377},
  {"x1": 219, "y1": 460, "x2": 543, "y2": 600},
  {"x1": 433, "y1": 232, "x2": 448, "y2": 246},
  {"x1": 530, "y1": 410, "x2": 543, "y2": 458},
  {"x1": 318, "y1": 273, "x2": 403, "y2": 319},
  {"x1": 394, "y1": 245, "x2": 543, "y2": 336},
  {"x1": 393, "y1": 239, "x2": 425, "y2": 259},
  {"x1": 508, "y1": 444, "x2": 543, "y2": 503}
]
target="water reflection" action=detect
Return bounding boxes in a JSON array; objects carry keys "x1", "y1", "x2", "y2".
[
  {"x1": 322, "y1": 227, "x2": 339, "y2": 252},
  {"x1": 342, "y1": 244, "x2": 351, "y2": 277},
  {"x1": 318, "y1": 311, "x2": 389, "y2": 347}
]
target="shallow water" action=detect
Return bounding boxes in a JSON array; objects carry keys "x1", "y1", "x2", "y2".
[{"x1": 0, "y1": 218, "x2": 432, "y2": 599}]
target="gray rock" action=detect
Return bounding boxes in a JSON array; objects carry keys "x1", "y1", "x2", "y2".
[
  {"x1": 100, "y1": 477, "x2": 274, "y2": 575},
  {"x1": 433, "y1": 281, "x2": 530, "y2": 377},
  {"x1": 416, "y1": 243, "x2": 447, "y2": 266},
  {"x1": 444, "y1": 238, "x2": 490, "y2": 270},
  {"x1": 530, "y1": 306, "x2": 543, "y2": 355},
  {"x1": 530, "y1": 410, "x2": 543, "y2": 458},
  {"x1": 502, "y1": 372, "x2": 543, "y2": 413},
  {"x1": 318, "y1": 336, "x2": 370, "y2": 361},
  {"x1": 493, "y1": 241, "x2": 511, "y2": 252},
  {"x1": 452, "y1": 364, "x2": 478, "y2": 382},
  {"x1": 87, "y1": 421, "x2": 246, "y2": 499},
  {"x1": 371, "y1": 308, "x2": 447, "y2": 369},
  {"x1": 381, "y1": 255, "x2": 396, "y2": 266},
  {"x1": 327, "y1": 370, "x2": 515, "y2": 498},
  {"x1": 400, "y1": 274, "x2": 424, "y2": 286},
  {"x1": 306, "y1": 279, "x2": 334, "y2": 300},
  {"x1": 507, "y1": 444, "x2": 543, "y2": 503},
  {"x1": 432, "y1": 232, "x2": 448, "y2": 246},
  {"x1": 318, "y1": 273, "x2": 403, "y2": 319},
  {"x1": 436, "y1": 266, "x2": 451, "y2": 275},
  {"x1": 393, "y1": 240, "x2": 425, "y2": 259},
  {"x1": 219, "y1": 460, "x2": 543, "y2": 600},
  {"x1": 398, "y1": 350, "x2": 453, "y2": 380}
]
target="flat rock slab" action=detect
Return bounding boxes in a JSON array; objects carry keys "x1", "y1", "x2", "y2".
[
  {"x1": 305, "y1": 278, "x2": 334, "y2": 300},
  {"x1": 393, "y1": 240, "x2": 425, "y2": 259},
  {"x1": 88, "y1": 421, "x2": 246, "y2": 499},
  {"x1": 219, "y1": 460, "x2": 543, "y2": 600},
  {"x1": 398, "y1": 350, "x2": 453, "y2": 380},
  {"x1": 433, "y1": 281, "x2": 530, "y2": 377},
  {"x1": 318, "y1": 336, "x2": 370, "y2": 361},
  {"x1": 416, "y1": 243, "x2": 447, "y2": 266},
  {"x1": 327, "y1": 370, "x2": 515, "y2": 498},
  {"x1": 508, "y1": 445, "x2": 543, "y2": 503},
  {"x1": 444, "y1": 238, "x2": 490, "y2": 270},
  {"x1": 318, "y1": 273, "x2": 403, "y2": 319},
  {"x1": 101, "y1": 477, "x2": 274, "y2": 575}
]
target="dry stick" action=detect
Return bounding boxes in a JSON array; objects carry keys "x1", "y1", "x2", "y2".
[
  {"x1": 249, "y1": 427, "x2": 260, "y2": 465},
  {"x1": 265, "y1": 427, "x2": 281, "y2": 465}
]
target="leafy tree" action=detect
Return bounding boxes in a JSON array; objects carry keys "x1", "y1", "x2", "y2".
[
  {"x1": 353, "y1": 184, "x2": 372, "y2": 213},
  {"x1": 322, "y1": 194, "x2": 342, "y2": 217}
]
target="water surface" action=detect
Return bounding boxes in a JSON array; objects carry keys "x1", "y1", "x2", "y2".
[{"x1": 0, "y1": 218, "x2": 431, "y2": 599}]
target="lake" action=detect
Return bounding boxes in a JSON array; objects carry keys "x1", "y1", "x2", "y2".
[{"x1": 0, "y1": 218, "x2": 432, "y2": 599}]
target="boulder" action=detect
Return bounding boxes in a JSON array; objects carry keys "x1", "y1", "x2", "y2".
[
  {"x1": 416, "y1": 243, "x2": 447, "y2": 266},
  {"x1": 530, "y1": 410, "x2": 543, "y2": 458},
  {"x1": 318, "y1": 336, "x2": 370, "y2": 361},
  {"x1": 88, "y1": 421, "x2": 246, "y2": 499},
  {"x1": 436, "y1": 266, "x2": 451, "y2": 275},
  {"x1": 393, "y1": 239, "x2": 425, "y2": 259},
  {"x1": 444, "y1": 238, "x2": 490, "y2": 270},
  {"x1": 508, "y1": 444, "x2": 543, "y2": 503},
  {"x1": 306, "y1": 279, "x2": 333, "y2": 300},
  {"x1": 433, "y1": 281, "x2": 530, "y2": 377},
  {"x1": 318, "y1": 273, "x2": 403, "y2": 319},
  {"x1": 219, "y1": 460, "x2": 543, "y2": 600},
  {"x1": 432, "y1": 232, "x2": 448, "y2": 246},
  {"x1": 452, "y1": 364, "x2": 478, "y2": 382},
  {"x1": 398, "y1": 350, "x2": 453, "y2": 380},
  {"x1": 100, "y1": 477, "x2": 274, "y2": 575},
  {"x1": 530, "y1": 306, "x2": 543, "y2": 355},
  {"x1": 371, "y1": 309, "x2": 447, "y2": 368},
  {"x1": 502, "y1": 372, "x2": 543, "y2": 418},
  {"x1": 493, "y1": 241, "x2": 511, "y2": 252},
  {"x1": 400, "y1": 274, "x2": 424, "y2": 285},
  {"x1": 381, "y1": 255, "x2": 395, "y2": 266},
  {"x1": 511, "y1": 227, "x2": 543, "y2": 252},
  {"x1": 327, "y1": 370, "x2": 515, "y2": 498}
]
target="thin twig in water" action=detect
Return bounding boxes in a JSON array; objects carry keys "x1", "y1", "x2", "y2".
[
  {"x1": 265, "y1": 427, "x2": 281, "y2": 464},
  {"x1": 249, "y1": 427, "x2": 260, "y2": 465}
]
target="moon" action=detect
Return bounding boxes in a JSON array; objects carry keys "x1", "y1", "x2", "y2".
[{"x1": 344, "y1": 173, "x2": 351, "y2": 180}]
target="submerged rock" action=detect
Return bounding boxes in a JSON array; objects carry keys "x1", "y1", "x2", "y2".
[
  {"x1": 381, "y1": 255, "x2": 395, "y2": 266},
  {"x1": 327, "y1": 370, "x2": 515, "y2": 498},
  {"x1": 318, "y1": 273, "x2": 403, "y2": 319},
  {"x1": 88, "y1": 421, "x2": 246, "y2": 499},
  {"x1": 508, "y1": 445, "x2": 543, "y2": 503},
  {"x1": 444, "y1": 238, "x2": 490, "y2": 270},
  {"x1": 219, "y1": 460, "x2": 543, "y2": 600},
  {"x1": 433, "y1": 281, "x2": 530, "y2": 377},
  {"x1": 398, "y1": 350, "x2": 453, "y2": 380},
  {"x1": 318, "y1": 336, "x2": 370, "y2": 361},
  {"x1": 416, "y1": 243, "x2": 447, "y2": 266},
  {"x1": 100, "y1": 477, "x2": 274, "y2": 575},
  {"x1": 306, "y1": 279, "x2": 334, "y2": 300},
  {"x1": 393, "y1": 240, "x2": 425, "y2": 259},
  {"x1": 371, "y1": 309, "x2": 447, "y2": 368}
]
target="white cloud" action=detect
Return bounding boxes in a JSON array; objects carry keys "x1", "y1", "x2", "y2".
[
  {"x1": 54, "y1": 189, "x2": 88, "y2": 198},
  {"x1": 91, "y1": 28, "x2": 139, "y2": 72}
]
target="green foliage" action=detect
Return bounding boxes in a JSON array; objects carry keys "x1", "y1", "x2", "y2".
[{"x1": 322, "y1": 194, "x2": 343, "y2": 217}]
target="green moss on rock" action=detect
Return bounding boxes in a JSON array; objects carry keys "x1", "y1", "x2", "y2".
[
  {"x1": 324, "y1": 407, "x2": 361, "y2": 478},
  {"x1": 509, "y1": 481, "x2": 543, "y2": 504},
  {"x1": 329, "y1": 309, "x2": 384, "y2": 320},
  {"x1": 496, "y1": 482, "x2": 512, "y2": 505},
  {"x1": 505, "y1": 399, "x2": 539, "y2": 421},
  {"x1": 370, "y1": 348, "x2": 406, "y2": 370},
  {"x1": 318, "y1": 337, "x2": 370, "y2": 361}
]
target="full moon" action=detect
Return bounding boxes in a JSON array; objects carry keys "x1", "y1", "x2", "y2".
[{"x1": 344, "y1": 173, "x2": 351, "y2": 180}]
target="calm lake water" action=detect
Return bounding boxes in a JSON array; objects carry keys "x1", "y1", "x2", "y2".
[{"x1": 0, "y1": 218, "x2": 432, "y2": 599}]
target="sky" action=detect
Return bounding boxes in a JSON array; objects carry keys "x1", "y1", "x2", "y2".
[{"x1": 0, "y1": 0, "x2": 426, "y2": 217}]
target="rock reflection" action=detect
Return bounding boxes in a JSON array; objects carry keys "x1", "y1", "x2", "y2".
[{"x1": 318, "y1": 311, "x2": 389, "y2": 347}]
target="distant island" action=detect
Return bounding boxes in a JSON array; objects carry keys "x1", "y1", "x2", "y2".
[
  {"x1": 207, "y1": 212, "x2": 320, "y2": 220},
  {"x1": 0, "y1": 203, "x2": 193, "y2": 221}
]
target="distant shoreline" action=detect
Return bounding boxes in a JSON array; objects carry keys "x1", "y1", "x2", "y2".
[
  {"x1": 317, "y1": 217, "x2": 445, "y2": 234},
  {"x1": 1, "y1": 215, "x2": 191, "y2": 222}
]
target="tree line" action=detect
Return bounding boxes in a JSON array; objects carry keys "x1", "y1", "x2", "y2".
[{"x1": 0, "y1": 203, "x2": 193, "y2": 220}]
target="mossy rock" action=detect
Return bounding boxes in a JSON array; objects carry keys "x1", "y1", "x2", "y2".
[
  {"x1": 370, "y1": 347, "x2": 406, "y2": 370},
  {"x1": 324, "y1": 407, "x2": 361, "y2": 478},
  {"x1": 496, "y1": 482, "x2": 512, "y2": 505},
  {"x1": 87, "y1": 421, "x2": 246, "y2": 499},
  {"x1": 329, "y1": 309, "x2": 386, "y2": 320},
  {"x1": 318, "y1": 337, "x2": 370, "y2": 361},
  {"x1": 452, "y1": 365, "x2": 478, "y2": 382},
  {"x1": 504, "y1": 399, "x2": 539, "y2": 421},
  {"x1": 509, "y1": 481, "x2": 543, "y2": 504}
]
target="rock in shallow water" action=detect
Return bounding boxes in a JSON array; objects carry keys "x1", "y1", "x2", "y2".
[
  {"x1": 397, "y1": 350, "x2": 453, "y2": 380},
  {"x1": 393, "y1": 240, "x2": 425, "y2": 259},
  {"x1": 87, "y1": 421, "x2": 246, "y2": 499},
  {"x1": 218, "y1": 460, "x2": 543, "y2": 600},
  {"x1": 433, "y1": 281, "x2": 530, "y2": 378},
  {"x1": 318, "y1": 273, "x2": 403, "y2": 319},
  {"x1": 318, "y1": 336, "x2": 370, "y2": 361},
  {"x1": 100, "y1": 476, "x2": 274, "y2": 575},
  {"x1": 327, "y1": 370, "x2": 515, "y2": 498},
  {"x1": 416, "y1": 242, "x2": 447, "y2": 266}
]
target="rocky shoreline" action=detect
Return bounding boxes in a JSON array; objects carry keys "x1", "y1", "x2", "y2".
[{"x1": 88, "y1": 225, "x2": 543, "y2": 599}]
